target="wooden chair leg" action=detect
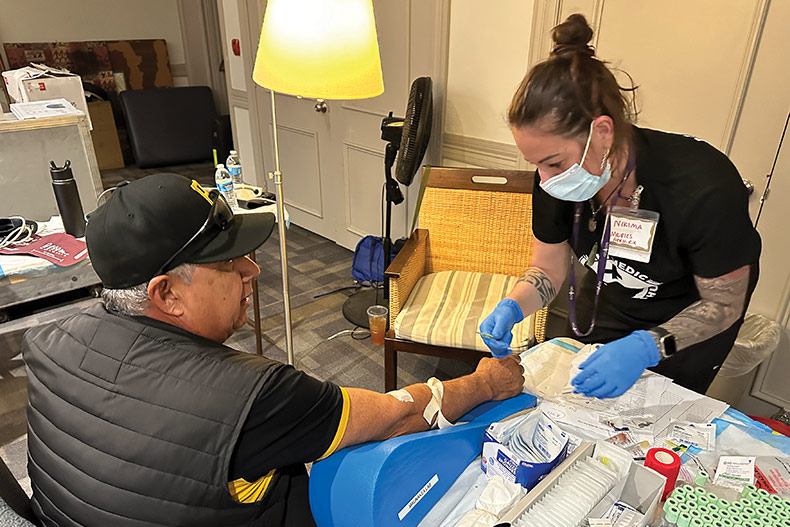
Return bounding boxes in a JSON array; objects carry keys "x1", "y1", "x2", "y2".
[
  {"x1": 384, "y1": 337, "x2": 397, "y2": 392},
  {"x1": 248, "y1": 251, "x2": 263, "y2": 355}
]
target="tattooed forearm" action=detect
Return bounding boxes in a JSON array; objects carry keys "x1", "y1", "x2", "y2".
[
  {"x1": 517, "y1": 267, "x2": 558, "y2": 308},
  {"x1": 659, "y1": 265, "x2": 750, "y2": 351}
]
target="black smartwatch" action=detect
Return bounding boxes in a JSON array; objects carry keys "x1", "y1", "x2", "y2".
[{"x1": 648, "y1": 326, "x2": 677, "y2": 360}]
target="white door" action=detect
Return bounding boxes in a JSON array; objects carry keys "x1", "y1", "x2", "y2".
[{"x1": 242, "y1": 0, "x2": 443, "y2": 250}]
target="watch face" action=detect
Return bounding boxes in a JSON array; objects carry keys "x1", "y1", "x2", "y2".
[{"x1": 663, "y1": 334, "x2": 677, "y2": 356}]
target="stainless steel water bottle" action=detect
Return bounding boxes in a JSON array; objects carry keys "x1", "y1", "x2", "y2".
[{"x1": 49, "y1": 160, "x2": 86, "y2": 238}]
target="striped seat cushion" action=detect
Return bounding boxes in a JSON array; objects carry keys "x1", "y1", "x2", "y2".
[{"x1": 394, "y1": 270, "x2": 534, "y2": 352}]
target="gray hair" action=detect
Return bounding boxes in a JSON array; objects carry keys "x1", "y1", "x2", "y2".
[{"x1": 101, "y1": 263, "x2": 198, "y2": 317}]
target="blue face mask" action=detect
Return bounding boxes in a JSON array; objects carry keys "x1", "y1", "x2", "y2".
[{"x1": 539, "y1": 121, "x2": 611, "y2": 202}]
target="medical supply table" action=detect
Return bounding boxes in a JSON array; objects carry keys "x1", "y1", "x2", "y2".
[
  {"x1": 308, "y1": 388, "x2": 790, "y2": 527},
  {"x1": 419, "y1": 407, "x2": 790, "y2": 526}
]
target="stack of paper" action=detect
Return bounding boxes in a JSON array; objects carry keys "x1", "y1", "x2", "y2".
[{"x1": 10, "y1": 98, "x2": 83, "y2": 120}]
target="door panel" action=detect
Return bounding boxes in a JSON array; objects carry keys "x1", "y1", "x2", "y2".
[
  {"x1": 343, "y1": 142, "x2": 409, "y2": 241},
  {"x1": 259, "y1": 90, "x2": 334, "y2": 238},
  {"x1": 232, "y1": 106, "x2": 259, "y2": 184},
  {"x1": 277, "y1": 124, "x2": 324, "y2": 219}
]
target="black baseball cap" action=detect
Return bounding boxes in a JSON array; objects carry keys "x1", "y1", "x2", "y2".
[{"x1": 86, "y1": 173, "x2": 275, "y2": 288}]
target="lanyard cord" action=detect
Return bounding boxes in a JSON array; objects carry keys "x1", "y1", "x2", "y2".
[{"x1": 567, "y1": 146, "x2": 637, "y2": 337}]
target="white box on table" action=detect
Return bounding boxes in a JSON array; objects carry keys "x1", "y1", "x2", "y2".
[
  {"x1": 2, "y1": 64, "x2": 91, "y2": 128},
  {"x1": 498, "y1": 441, "x2": 666, "y2": 527},
  {"x1": 482, "y1": 410, "x2": 570, "y2": 490}
]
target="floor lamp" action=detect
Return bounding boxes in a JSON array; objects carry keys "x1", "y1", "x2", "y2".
[{"x1": 252, "y1": 0, "x2": 384, "y2": 365}]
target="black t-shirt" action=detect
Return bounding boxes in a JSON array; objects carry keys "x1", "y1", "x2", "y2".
[
  {"x1": 532, "y1": 126, "x2": 762, "y2": 342},
  {"x1": 126, "y1": 315, "x2": 346, "y2": 525},
  {"x1": 228, "y1": 365, "x2": 347, "y2": 526}
]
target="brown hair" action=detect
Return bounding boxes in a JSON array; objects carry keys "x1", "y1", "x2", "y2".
[{"x1": 508, "y1": 14, "x2": 637, "y2": 161}]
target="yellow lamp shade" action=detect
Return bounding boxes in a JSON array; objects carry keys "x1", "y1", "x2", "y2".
[{"x1": 253, "y1": 0, "x2": 384, "y2": 100}]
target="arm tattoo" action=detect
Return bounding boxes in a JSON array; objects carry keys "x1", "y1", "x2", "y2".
[
  {"x1": 659, "y1": 265, "x2": 750, "y2": 351},
  {"x1": 517, "y1": 268, "x2": 557, "y2": 308}
]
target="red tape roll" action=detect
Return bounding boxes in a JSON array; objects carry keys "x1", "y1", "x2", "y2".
[{"x1": 645, "y1": 447, "x2": 681, "y2": 501}]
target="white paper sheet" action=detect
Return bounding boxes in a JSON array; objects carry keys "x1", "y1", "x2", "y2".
[{"x1": 539, "y1": 371, "x2": 728, "y2": 446}]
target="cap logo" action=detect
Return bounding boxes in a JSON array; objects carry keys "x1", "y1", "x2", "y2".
[{"x1": 190, "y1": 180, "x2": 213, "y2": 204}]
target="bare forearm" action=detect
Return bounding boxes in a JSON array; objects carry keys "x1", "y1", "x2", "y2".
[
  {"x1": 508, "y1": 267, "x2": 559, "y2": 316},
  {"x1": 659, "y1": 266, "x2": 750, "y2": 350},
  {"x1": 338, "y1": 357, "x2": 522, "y2": 451}
]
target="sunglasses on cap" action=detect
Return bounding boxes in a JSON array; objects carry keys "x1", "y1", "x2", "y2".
[{"x1": 154, "y1": 190, "x2": 235, "y2": 276}]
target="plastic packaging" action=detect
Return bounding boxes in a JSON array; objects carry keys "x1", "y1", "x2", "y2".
[
  {"x1": 214, "y1": 164, "x2": 239, "y2": 211},
  {"x1": 518, "y1": 338, "x2": 597, "y2": 398},
  {"x1": 226, "y1": 150, "x2": 243, "y2": 187},
  {"x1": 717, "y1": 313, "x2": 781, "y2": 378}
]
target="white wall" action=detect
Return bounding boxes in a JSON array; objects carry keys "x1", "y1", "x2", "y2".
[
  {"x1": 444, "y1": 0, "x2": 534, "y2": 144},
  {"x1": 0, "y1": 0, "x2": 187, "y2": 84}
]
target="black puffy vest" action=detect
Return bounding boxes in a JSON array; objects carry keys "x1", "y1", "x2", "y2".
[{"x1": 23, "y1": 303, "x2": 279, "y2": 526}]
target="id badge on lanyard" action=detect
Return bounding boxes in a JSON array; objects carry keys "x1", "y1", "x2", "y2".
[{"x1": 608, "y1": 206, "x2": 660, "y2": 263}]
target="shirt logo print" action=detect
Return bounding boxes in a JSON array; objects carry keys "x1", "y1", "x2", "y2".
[{"x1": 580, "y1": 254, "x2": 662, "y2": 299}]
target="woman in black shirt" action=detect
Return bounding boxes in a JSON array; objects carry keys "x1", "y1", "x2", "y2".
[{"x1": 479, "y1": 14, "x2": 761, "y2": 396}]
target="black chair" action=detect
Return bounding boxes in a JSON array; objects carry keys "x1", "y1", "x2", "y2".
[
  {"x1": 0, "y1": 457, "x2": 37, "y2": 526},
  {"x1": 120, "y1": 86, "x2": 220, "y2": 168}
]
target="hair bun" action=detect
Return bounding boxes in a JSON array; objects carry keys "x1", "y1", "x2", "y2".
[{"x1": 551, "y1": 13, "x2": 594, "y2": 58}]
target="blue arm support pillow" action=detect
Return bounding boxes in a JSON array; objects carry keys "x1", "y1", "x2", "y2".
[{"x1": 309, "y1": 393, "x2": 537, "y2": 527}]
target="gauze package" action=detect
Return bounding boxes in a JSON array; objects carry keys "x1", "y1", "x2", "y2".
[
  {"x1": 519, "y1": 338, "x2": 598, "y2": 397},
  {"x1": 482, "y1": 410, "x2": 569, "y2": 489},
  {"x1": 454, "y1": 475, "x2": 525, "y2": 527}
]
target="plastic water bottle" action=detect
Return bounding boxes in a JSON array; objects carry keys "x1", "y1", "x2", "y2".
[
  {"x1": 214, "y1": 164, "x2": 239, "y2": 211},
  {"x1": 226, "y1": 150, "x2": 243, "y2": 187}
]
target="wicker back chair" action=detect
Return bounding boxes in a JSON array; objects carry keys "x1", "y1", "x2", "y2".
[{"x1": 384, "y1": 166, "x2": 548, "y2": 391}]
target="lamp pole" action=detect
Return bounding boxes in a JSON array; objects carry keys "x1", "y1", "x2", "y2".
[
  {"x1": 269, "y1": 89, "x2": 294, "y2": 366},
  {"x1": 252, "y1": 0, "x2": 384, "y2": 366}
]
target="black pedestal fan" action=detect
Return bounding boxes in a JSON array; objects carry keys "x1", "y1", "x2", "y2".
[{"x1": 342, "y1": 76, "x2": 433, "y2": 328}]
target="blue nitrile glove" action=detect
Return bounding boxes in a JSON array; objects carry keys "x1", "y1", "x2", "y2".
[
  {"x1": 479, "y1": 298, "x2": 524, "y2": 358},
  {"x1": 571, "y1": 330, "x2": 660, "y2": 399}
]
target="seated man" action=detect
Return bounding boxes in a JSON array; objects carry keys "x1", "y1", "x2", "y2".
[{"x1": 23, "y1": 173, "x2": 524, "y2": 527}]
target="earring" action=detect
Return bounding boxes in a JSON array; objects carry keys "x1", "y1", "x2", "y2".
[{"x1": 600, "y1": 148, "x2": 610, "y2": 170}]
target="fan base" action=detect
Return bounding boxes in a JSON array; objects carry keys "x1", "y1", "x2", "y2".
[{"x1": 342, "y1": 287, "x2": 385, "y2": 329}]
